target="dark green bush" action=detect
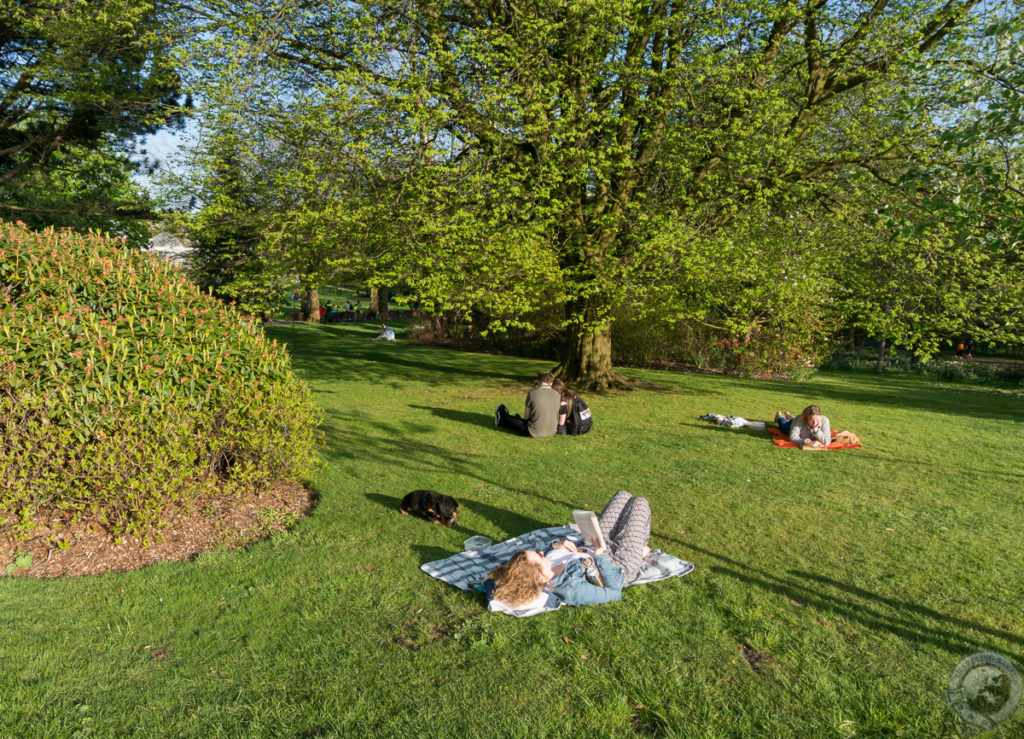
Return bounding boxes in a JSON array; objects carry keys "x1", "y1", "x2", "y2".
[
  {"x1": 0, "y1": 221, "x2": 320, "y2": 538},
  {"x1": 821, "y1": 351, "x2": 1024, "y2": 386},
  {"x1": 611, "y1": 313, "x2": 834, "y2": 379}
]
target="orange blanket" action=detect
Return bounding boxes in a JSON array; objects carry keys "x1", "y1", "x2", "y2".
[{"x1": 768, "y1": 428, "x2": 862, "y2": 450}]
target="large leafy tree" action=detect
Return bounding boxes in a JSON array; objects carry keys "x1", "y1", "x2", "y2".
[
  {"x1": 183, "y1": 0, "x2": 1022, "y2": 388},
  {"x1": 0, "y1": 0, "x2": 182, "y2": 223},
  {"x1": 0, "y1": 143, "x2": 154, "y2": 248}
]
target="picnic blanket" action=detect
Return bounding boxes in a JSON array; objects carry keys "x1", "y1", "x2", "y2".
[
  {"x1": 421, "y1": 524, "x2": 695, "y2": 617},
  {"x1": 768, "y1": 427, "x2": 862, "y2": 450}
]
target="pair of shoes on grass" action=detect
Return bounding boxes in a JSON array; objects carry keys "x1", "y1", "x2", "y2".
[{"x1": 494, "y1": 404, "x2": 508, "y2": 425}]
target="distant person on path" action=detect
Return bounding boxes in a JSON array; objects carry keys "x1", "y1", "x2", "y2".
[
  {"x1": 373, "y1": 324, "x2": 396, "y2": 341},
  {"x1": 956, "y1": 341, "x2": 965, "y2": 357},
  {"x1": 775, "y1": 405, "x2": 831, "y2": 448},
  {"x1": 966, "y1": 339, "x2": 975, "y2": 359},
  {"x1": 494, "y1": 371, "x2": 562, "y2": 438},
  {"x1": 485, "y1": 490, "x2": 652, "y2": 609}
]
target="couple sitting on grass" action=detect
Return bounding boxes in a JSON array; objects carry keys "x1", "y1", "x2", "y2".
[
  {"x1": 494, "y1": 371, "x2": 592, "y2": 437},
  {"x1": 485, "y1": 490, "x2": 651, "y2": 610}
]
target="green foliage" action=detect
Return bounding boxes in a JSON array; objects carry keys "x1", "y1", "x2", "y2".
[
  {"x1": 174, "y1": 0, "x2": 1024, "y2": 385},
  {"x1": 5, "y1": 551, "x2": 31, "y2": 575},
  {"x1": 823, "y1": 351, "x2": 1024, "y2": 386},
  {"x1": 0, "y1": 221, "x2": 320, "y2": 537},
  {"x1": 0, "y1": 0, "x2": 182, "y2": 186},
  {"x1": 0, "y1": 144, "x2": 155, "y2": 249}
]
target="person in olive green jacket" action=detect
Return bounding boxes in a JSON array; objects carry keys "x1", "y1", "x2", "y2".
[{"x1": 494, "y1": 371, "x2": 562, "y2": 438}]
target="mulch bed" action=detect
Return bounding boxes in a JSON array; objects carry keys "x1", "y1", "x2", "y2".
[{"x1": 1, "y1": 482, "x2": 316, "y2": 578}]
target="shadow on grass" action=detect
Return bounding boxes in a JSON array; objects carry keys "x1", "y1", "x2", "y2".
[
  {"x1": 723, "y1": 373, "x2": 1024, "y2": 423},
  {"x1": 513, "y1": 485, "x2": 602, "y2": 512},
  {"x1": 266, "y1": 324, "x2": 540, "y2": 386},
  {"x1": 409, "y1": 405, "x2": 493, "y2": 429},
  {"x1": 681, "y1": 421, "x2": 776, "y2": 437},
  {"x1": 409, "y1": 544, "x2": 455, "y2": 566},
  {"x1": 459, "y1": 498, "x2": 550, "y2": 536},
  {"x1": 320, "y1": 411, "x2": 493, "y2": 476},
  {"x1": 364, "y1": 492, "x2": 405, "y2": 512},
  {"x1": 664, "y1": 536, "x2": 1024, "y2": 664},
  {"x1": 363, "y1": 492, "x2": 504, "y2": 541},
  {"x1": 361, "y1": 488, "x2": 560, "y2": 549}
]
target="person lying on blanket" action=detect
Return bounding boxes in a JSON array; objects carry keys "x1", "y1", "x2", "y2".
[
  {"x1": 485, "y1": 491, "x2": 652, "y2": 609},
  {"x1": 775, "y1": 404, "x2": 831, "y2": 448}
]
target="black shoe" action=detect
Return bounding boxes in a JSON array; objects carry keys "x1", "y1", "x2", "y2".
[{"x1": 494, "y1": 404, "x2": 506, "y2": 426}]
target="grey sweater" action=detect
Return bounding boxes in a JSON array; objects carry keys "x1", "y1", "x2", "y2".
[{"x1": 789, "y1": 416, "x2": 831, "y2": 446}]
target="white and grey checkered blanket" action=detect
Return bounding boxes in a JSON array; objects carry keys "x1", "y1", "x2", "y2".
[{"x1": 421, "y1": 525, "x2": 695, "y2": 616}]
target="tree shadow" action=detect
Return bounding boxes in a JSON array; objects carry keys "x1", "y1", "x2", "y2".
[
  {"x1": 364, "y1": 492, "x2": 405, "y2": 512},
  {"x1": 789, "y1": 569, "x2": 1024, "y2": 651},
  {"x1": 681, "y1": 420, "x2": 774, "y2": 437},
  {"x1": 408, "y1": 405, "x2": 493, "y2": 429},
  {"x1": 410, "y1": 544, "x2": 457, "y2": 566},
  {"x1": 660, "y1": 535, "x2": 1024, "y2": 664},
  {"x1": 319, "y1": 410, "x2": 499, "y2": 488},
  {"x1": 363, "y1": 492, "x2": 493, "y2": 539},
  {"x1": 720, "y1": 373, "x2": 1024, "y2": 423},
  {"x1": 510, "y1": 485, "x2": 593, "y2": 512},
  {"x1": 266, "y1": 324, "x2": 538, "y2": 386},
  {"x1": 459, "y1": 498, "x2": 550, "y2": 537}
]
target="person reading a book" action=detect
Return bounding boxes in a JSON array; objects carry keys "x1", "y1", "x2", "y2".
[
  {"x1": 485, "y1": 491, "x2": 651, "y2": 609},
  {"x1": 774, "y1": 404, "x2": 831, "y2": 448}
]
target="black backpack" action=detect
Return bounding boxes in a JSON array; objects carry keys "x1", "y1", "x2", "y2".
[{"x1": 566, "y1": 396, "x2": 593, "y2": 435}]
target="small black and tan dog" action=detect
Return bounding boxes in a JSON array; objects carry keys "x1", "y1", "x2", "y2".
[{"x1": 400, "y1": 489, "x2": 459, "y2": 527}]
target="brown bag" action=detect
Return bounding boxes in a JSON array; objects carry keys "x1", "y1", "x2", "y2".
[{"x1": 833, "y1": 430, "x2": 860, "y2": 446}]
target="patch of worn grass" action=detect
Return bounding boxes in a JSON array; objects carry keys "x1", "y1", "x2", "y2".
[{"x1": 2, "y1": 323, "x2": 1022, "y2": 737}]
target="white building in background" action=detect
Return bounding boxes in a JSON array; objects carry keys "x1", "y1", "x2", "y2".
[{"x1": 146, "y1": 232, "x2": 193, "y2": 265}]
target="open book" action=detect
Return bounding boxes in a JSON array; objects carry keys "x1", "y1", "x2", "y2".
[
  {"x1": 571, "y1": 510, "x2": 607, "y2": 586},
  {"x1": 572, "y1": 509, "x2": 607, "y2": 552}
]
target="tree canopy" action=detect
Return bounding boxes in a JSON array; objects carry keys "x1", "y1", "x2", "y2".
[
  {"x1": 175, "y1": 0, "x2": 1024, "y2": 386},
  {"x1": 1, "y1": 0, "x2": 183, "y2": 227}
]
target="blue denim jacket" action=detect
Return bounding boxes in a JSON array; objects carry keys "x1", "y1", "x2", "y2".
[{"x1": 548, "y1": 553, "x2": 624, "y2": 606}]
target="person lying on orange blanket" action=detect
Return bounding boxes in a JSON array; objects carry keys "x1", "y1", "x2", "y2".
[{"x1": 774, "y1": 405, "x2": 830, "y2": 449}]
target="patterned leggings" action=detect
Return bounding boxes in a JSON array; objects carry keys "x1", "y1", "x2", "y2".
[{"x1": 598, "y1": 490, "x2": 651, "y2": 583}]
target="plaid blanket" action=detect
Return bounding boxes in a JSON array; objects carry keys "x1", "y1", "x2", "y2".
[{"x1": 421, "y1": 524, "x2": 695, "y2": 617}]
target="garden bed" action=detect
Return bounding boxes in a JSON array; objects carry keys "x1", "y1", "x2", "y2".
[{"x1": 1, "y1": 482, "x2": 316, "y2": 578}]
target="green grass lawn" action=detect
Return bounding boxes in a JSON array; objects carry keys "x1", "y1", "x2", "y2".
[{"x1": 3, "y1": 322, "x2": 1023, "y2": 737}]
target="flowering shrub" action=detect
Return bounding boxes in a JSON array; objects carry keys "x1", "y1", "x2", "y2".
[
  {"x1": 613, "y1": 317, "x2": 834, "y2": 379},
  {"x1": 0, "y1": 221, "x2": 320, "y2": 538},
  {"x1": 714, "y1": 322, "x2": 834, "y2": 379}
]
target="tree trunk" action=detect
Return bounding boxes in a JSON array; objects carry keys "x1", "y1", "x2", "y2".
[
  {"x1": 875, "y1": 338, "x2": 887, "y2": 373},
  {"x1": 303, "y1": 287, "x2": 320, "y2": 323},
  {"x1": 371, "y1": 287, "x2": 389, "y2": 320},
  {"x1": 854, "y1": 330, "x2": 866, "y2": 361},
  {"x1": 555, "y1": 320, "x2": 632, "y2": 392}
]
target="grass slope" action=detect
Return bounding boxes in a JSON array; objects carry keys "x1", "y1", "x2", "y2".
[{"x1": 2, "y1": 321, "x2": 1022, "y2": 737}]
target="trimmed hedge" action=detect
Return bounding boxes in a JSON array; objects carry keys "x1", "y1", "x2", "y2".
[{"x1": 0, "y1": 221, "x2": 320, "y2": 538}]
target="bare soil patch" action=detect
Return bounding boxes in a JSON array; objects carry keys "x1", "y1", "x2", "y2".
[
  {"x1": 740, "y1": 643, "x2": 776, "y2": 675},
  {"x1": 1, "y1": 482, "x2": 316, "y2": 578}
]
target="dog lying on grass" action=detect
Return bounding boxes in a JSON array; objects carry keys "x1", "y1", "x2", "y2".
[{"x1": 400, "y1": 490, "x2": 459, "y2": 527}]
